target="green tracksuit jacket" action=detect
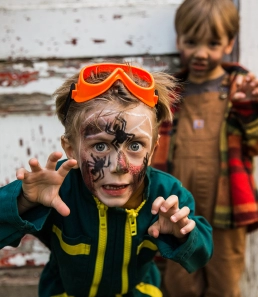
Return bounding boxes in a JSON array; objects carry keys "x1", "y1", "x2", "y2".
[{"x1": 0, "y1": 164, "x2": 213, "y2": 297}]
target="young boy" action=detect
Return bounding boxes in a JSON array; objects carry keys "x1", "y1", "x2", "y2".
[
  {"x1": 152, "y1": 1, "x2": 258, "y2": 296},
  {"x1": 0, "y1": 63, "x2": 213, "y2": 297}
]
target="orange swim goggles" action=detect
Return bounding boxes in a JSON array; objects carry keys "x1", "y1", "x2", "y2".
[{"x1": 63, "y1": 63, "x2": 159, "y2": 121}]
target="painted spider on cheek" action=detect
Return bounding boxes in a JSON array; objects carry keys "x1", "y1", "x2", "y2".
[
  {"x1": 87, "y1": 153, "x2": 111, "y2": 182},
  {"x1": 137, "y1": 153, "x2": 149, "y2": 182},
  {"x1": 105, "y1": 116, "x2": 135, "y2": 151}
]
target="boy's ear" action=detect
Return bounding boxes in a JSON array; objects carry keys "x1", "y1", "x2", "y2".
[
  {"x1": 225, "y1": 38, "x2": 235, "y2": 55},
  {"x1": 61, "y1": 135, "x2": 79, "y2": 169}
]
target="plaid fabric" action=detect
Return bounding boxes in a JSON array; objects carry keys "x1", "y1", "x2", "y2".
[{"x1": 152, "y1": 63, "x2": 258, "y2": 230}]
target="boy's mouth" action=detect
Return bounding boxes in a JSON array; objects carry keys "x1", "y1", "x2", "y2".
[
  {"x1": 103, "y1": 184, "x2": 128, "y2": 190},
  {"x1": 102, "y1": 184, "x2": 129, "y2": 196},
  {"x1": 191, "y1": 62, "x2": 207, "y2": 71}
]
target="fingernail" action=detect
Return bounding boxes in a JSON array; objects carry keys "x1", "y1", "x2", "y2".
[
  {"x1": 151, "y1": 210, "x2": 157, "y2": 215},
  {"x1": 171, "y1": 215, "x2": 177, "y2": 222},
  {"x1": 160, "y1": 206, "x2": 167, "y2": 212},
  {"x1": 181, "y1": 229, "x2": 186, "y2": 234}
]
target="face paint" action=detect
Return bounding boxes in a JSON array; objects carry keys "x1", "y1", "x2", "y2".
[
  {"x1": 75, "y1": 104, "x2": 155, "y2": 208},
  {"x1": 87, "y1": 153, "x2": 111, "y2": 182},
  {"x1": 136, "y1": 153, "x2": 149, "y2": 182},
  {"x1": 116, "y1": 151, "x2": 129, "y2": 173},
  {"x1": 105, "y1": 116, "x2": 135, "y2": 151}
]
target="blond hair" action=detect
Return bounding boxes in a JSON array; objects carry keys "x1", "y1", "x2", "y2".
[
  {"x1": 175, "y1": 0, "x2": 239, "y2": 40},
  {"x1": 54, "y1": 63, "x2": 179, "y2": 142}
]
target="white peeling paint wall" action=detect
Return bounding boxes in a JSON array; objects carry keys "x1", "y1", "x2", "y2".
[
  {"x1": 0, "y1": 114, "x2": 64, "y2": 185},
  {"x1": 239, "y1": 0, "x2": 258, "y2": 76},
  {"x1": 0, "y1": 0, "x2": 182, "y2": 60}
]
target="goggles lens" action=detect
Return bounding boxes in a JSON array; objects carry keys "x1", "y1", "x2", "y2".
[{"x1": 71, "y1": 63, "x2": 158, "y2": 107}]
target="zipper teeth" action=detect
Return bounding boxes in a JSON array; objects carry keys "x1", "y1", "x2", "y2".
[
  {"x1": 121, "y1": 218, "x2": 131, "y2": 294},
  {"x1": 89, "y1": 197, "x2": 108, "y2": 297},
  {"x1": 120, "y1": 199, "x2": 146, "y2": 294}
]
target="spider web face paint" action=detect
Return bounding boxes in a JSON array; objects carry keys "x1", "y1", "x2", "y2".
[{"x1": 74, "y1": 103, "x2": 156, "y2": 208}]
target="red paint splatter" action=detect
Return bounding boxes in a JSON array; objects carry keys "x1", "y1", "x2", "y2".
[
  {"x1": 66, "y1": 38, "x2": 78, "y2": 45},
  {"x1": 71, "y1": 38, "x2": 77, "y2": 45},
  {"x1": 126, "y1": 40, "x2": 133, "y2": 46},
  {"x1": 113, "y1": 15, "x2": 122, "y2": 19},
  {"x1": 92, "y1": 39, "x2": 105, "y2": 43},
  {"x1": 0, "y1": 71, "x2": 38, "y2": 87}
]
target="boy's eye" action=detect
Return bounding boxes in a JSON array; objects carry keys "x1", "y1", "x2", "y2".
[
  {"x1": 128, "y1": 142, "x2": 142, "y2": 152},
  {"x1": 210, "y1": 40, "x2": 221, "y2": 47},
  {"x1": 184, "y1": 39, "x2": 195, "y2": 46},
  {"x1": 94, "y1": 143, "x2": 108, "y2": 152}
]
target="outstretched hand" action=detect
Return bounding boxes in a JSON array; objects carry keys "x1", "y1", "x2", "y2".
[
  {"x1": 232, "y1": 72, "x2": 258, "y2": 102},
  {"x1": 16, "y1": 152, "x2": 77, "y2": 216},
  {"x1": 148, "y1": 195, "x2": 196, "y2": 239}
]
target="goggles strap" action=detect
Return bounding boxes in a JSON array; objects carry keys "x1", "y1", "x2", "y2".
[
  {"x1": 154, "y1": 89, "x2": 159, "y2": 105},
  {"x1": 63, "y1": 83, "x2": 75, "y2": 123},
  {"x1": 154, "y1": 89, "x2": 161, "y2": 119}
]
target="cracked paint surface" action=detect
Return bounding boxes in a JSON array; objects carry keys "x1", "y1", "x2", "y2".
[{"x1": 0, "y1": 235, "x2": 49, "y2": 267}]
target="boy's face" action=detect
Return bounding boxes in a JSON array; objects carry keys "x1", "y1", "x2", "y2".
[
  {"x1": 176, "y1": 29, "x2": 235, "y2": 83},
  {"x1": 63, "y1": 103, "x2": 156, "y2": 208}
]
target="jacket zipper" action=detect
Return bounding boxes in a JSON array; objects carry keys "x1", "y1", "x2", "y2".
[
  {"x1": 89, "y1": 197, "x2": 108, "y2": 297},
  {"x1": 120, "y1": 200, "x2": 146, "y2": 294}
]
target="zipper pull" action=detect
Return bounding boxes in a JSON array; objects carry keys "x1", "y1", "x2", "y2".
[
  {"x1": 127, "y1": 209, "x2": 138, "y2": 236},
  {"x1": 94, "y1": 197, "x2": 108, "y2": 229},
  {"x1": 98, "y1": 203, "x2": 108, "y2": 229}
]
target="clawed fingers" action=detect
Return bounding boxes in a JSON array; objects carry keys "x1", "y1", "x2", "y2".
[
  {"x1": 151, "y1": 196, "x2": 166, "y2": 215},
  {"x1": 28, "y1": 158, "x2": 42, "y2": 172},
  {"x1": 233, "y1": 72, "x2": 258, "y2": 102},
  {"x1": 57, "y1": 158, "x2": 78, "y2": 178},
  {"x1": 16, "y1": 167, "x2": 28, "y2": 180},
  {"x1": 148, "y1": 221, "x2": 161, "y2": 238},
  {"x1": 16, "y1": 159, "x2": 42, "y2": 180},
  {"x1": 170, "y1": 206, "x2": 190, "y2": 222},
  {"x1": 170, "y1": 206, "x2": 192, "y2": 233},
  {"x1": 235, "y1": 74, "x2": 245, "y2": 87},
  {"x1": 45, "y1": 152, "x2": 64, "y2": 170},
  {"x1": 50, "y1": 196, "x2": 70, "y2": 217},
  {"x1": 236, "y1": 72, "x2": 255, "y2": 87},
  {"x1": 179, "y1": 218, "x2": 196, "y2": 235},
  {"x1": 151, "y1": 195, "x2": 179, "y2": 216}
]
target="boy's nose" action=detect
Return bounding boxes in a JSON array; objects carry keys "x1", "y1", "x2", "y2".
[
  {"x1": 194, "y1": 46, "x2": 208, "y2": 59},
  {"x1": 109, "y1": 150, "x2": 129, "y2": 174}
]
